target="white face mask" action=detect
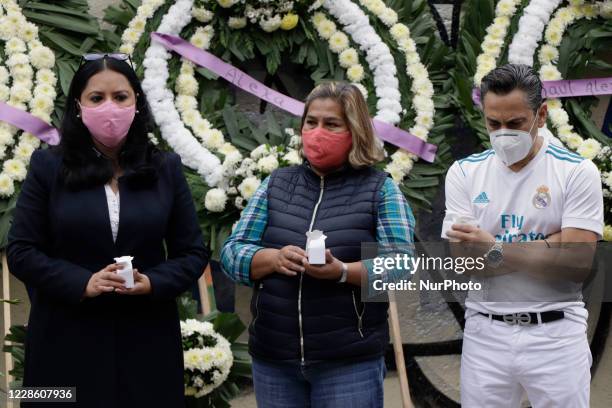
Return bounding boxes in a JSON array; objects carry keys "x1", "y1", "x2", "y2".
[{"x1": 489, "y1": 110, "x2": 539, "y2": 166}]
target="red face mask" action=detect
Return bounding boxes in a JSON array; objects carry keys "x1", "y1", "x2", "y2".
[{"x1": 302, "y1": 127, "x2": 353, "y2": 172}]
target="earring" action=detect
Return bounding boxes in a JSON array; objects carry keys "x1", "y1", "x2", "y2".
[
  {"x1": 136, "y1": 109, "x2": 140, "y2": 114},
  {"x1": 77, "y1": 113, "x2": 80, "y2": 118}
]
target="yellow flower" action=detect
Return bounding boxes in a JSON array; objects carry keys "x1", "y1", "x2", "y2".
[
  {"x1": 0, "y1": 174, "x2": 15, "y2": 197},
  {"x1": 384, "y1": 162, "x2": 405, "y2": 184},
  {"x1": 538, "y1": 45, "x2": 559, "y2": 65},
  {"x1": 496, "y1": 0, "x2": 517, "y2": 17},
  {"x1": 565, "y1": 133, "x2": 583, "y2": 150},
  {"x1": 3, "y1": 159, "x2": 26, "y2": 181},
  {"x1": 329, "y1": 32, "x2": 349, "y2": 53},
  {"x1": 603, "y1": 225, "x2": 612, "y2": 242},
  {"x1": 312, "y1": 12, "x2": 326, "y2": 26},
  {"x1": 339, "y1": 48, "x2": 358, "y2": 68},
  {"x1": 546, "y1": 98, "x2": 562, "y2": 110},
  {"x1": 539, "y1": 64, "x2": 562, "y2": 81},
  {"x1": 346, "y1": 64, "x2": 364, "y2": 82},
  {"x1": 280, "y1": 13, "x2": 299, "y2": 31},
  {"x1": 390, "y1": 23, "x2": 410, "y2": 41},
  {"x1": 577, "y1": 139, "x2": 601, "y2": 160},
  {"x1": 545, "y1": 26, "x2": 563, "y2": 46},
  {"x1": 316, "y1": 20, "x2": 336, "y2": 40}
]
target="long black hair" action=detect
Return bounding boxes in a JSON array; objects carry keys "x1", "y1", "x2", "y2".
[{"x1": 59, "y1": 57, "x2": 160, "y2": 190}]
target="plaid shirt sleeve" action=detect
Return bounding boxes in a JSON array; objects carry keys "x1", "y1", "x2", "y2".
[
  {"x1": 220, "y1": 177, "x2": 270, "y2": 287},
  {"x1": 362, "y1": 177, "x2": 416, "y2": 285}
]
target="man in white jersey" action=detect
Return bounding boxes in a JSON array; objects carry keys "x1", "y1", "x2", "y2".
[{"x1": 442, "y1": 64, "x2": 603, "y2": 407}]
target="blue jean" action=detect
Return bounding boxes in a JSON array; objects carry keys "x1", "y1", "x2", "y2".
[{"x1": 252, "y1": 356, "x2": 387, "y2": 408}]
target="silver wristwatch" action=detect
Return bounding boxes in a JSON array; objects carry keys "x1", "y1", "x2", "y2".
[
  {"x1": 337, "y1": 262, "x2": 348, "y2": 283},
  {"x1": 484, "y1": 242, "x2": 504, "y2": 268}
]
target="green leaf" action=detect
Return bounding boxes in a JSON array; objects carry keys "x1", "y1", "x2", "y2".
[
  {"x1": 212, "y1": 312, "x2": 246, "y2": 343},
  {"x1": 23, "y1": 11, "x2": 99, "y2": 35}
]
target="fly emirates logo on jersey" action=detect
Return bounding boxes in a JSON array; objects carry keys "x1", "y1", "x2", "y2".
[{"x1": 495, "y1": 214, "x2": 546, "y2": 242}]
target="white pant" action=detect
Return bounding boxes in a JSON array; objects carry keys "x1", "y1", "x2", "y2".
[{"x1": 461, "y1": 313, "x2": 592, "y2": 408}]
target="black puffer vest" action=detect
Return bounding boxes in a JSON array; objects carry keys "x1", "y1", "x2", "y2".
[{"x1": 249, "y1": 163, "x2": 390, "y2": 363}]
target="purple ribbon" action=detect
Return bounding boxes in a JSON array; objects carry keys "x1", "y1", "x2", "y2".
[
  {"x1": 151, "y1": 32, "x2": 438, "y2": 163},
  {"x1": 472, "y1": 76, "x2": 612, "y2": 106},
  {"x1": 0, "y1": 101, "x2": 60, "y2": 145}
]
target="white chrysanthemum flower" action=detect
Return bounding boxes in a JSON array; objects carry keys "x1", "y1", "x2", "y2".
[
  {"x1": 128, "y1": 16, "x2": 147, "y2": 32},
  {"x1": 384, "y1": 162, "x2": 405, "y2": 184},
  {"x1": 19, "y1": 22, "x2": 38, "y2": 42},
  {"x1": 0, "y1": 67, "x2": 9, "y2": 84},
  {"x1": 3, "y1": 159, "x2": 26, "y2": 181},
  {"x1": 283, "y1": 149, "x2": 302, "y2": 165},
  {"x1": 30, "y1": 95, "x2": 54, "y2": 112},
  {"x1": 7, "y1": 53, "x2": 29, "y2": 67},
  {"x1": 577, "y1": 139, "x2": 601, "y2": 160},
  {"x1": 389, "y1": 24, "x2": 410, "y2": 40},
  {"x1": 14, "y1": 143, "x2": 35, "y2": 163},
  {"x1": 35, "y1": 83, "x2": 56, "y2": 100},
  {"x1": 176, "y1": 74, "x2": 198, "y2": 97},
  {"x1": 257, "y1": 155, "x2": 279, "y2": 174},
  {"x1": 379, "y1": 8, "x2": 398, "y2": 26},
  {"x1": 311, "y1": 12, "x2": 326, "y2": 25},
  {"x1": 316, "y1": 20, "x2": 336, "y2": 39},
  {"x1": 329, "y1": 32, "x2": 349, "y2": 53},
  {"x1": 223, "y1": 151, "x2": 242, "y2": 170},
  {"x1": 566, "y1": 134, "x2": 584, "y2": 151},
  {"x1": 203, "y1": 129, "x2": 225, "y2": 150},
  {"x1": 20, "y1": 132, "x2": 41, "y2": 148},
  {"x1": 36, "y1": 69, "x2": 57, "y2": 85},
  {"x1": 496, "y1": 0, "x2": 518, "y2": 17},
  {"x1": 250, "y1": 144, "x2": 269, "y2": 160},
  {"x1": 0, "y1": 129, "x2": 13, "y2": 146},
  {"x1": 259, "y1": 15, "x2": 282, "y2": 32},
  {"x1": 540, "y1": 64, "x2": 562, "y2": 81},
  {"x1": 122, "y1": 28, "x2": 141, "y2": 44},
  {"x1": 390, "y1": 149, "x2": 414, "y2": 172},
  {"x1": 205, "y1": 188, "x2": 228, "y2": 212},
  {"x1": 546, "y1": 98, "x2": 562, "y2": 110},
  {"x1": 0, "y1": 174, "x2": 15, "y2": 197},
  {"x1": 338, "y1": 48, "x2": 358, "y2": 68},
  {"x1": 219, "y1": 142, "x2": 238, "y2": 156},
  {"x1": 548, "y1": 108, "x2": 569, "y2": 125},
  {"x1": 346, "y1": 64, "x2": 365, "y2": 82},
  {"x1": 191, "y1": 27, "x2": 213, "y2": 49},
  {"x1": 11, "y1": 65, "x2": 33, "y2": 82},
  {"x1": 192, "y1": 7, "x2": 214, "y2": 23},
  {"x1": 545, "y1": 25, "x2": 563, "y2": 46},
  {"x1": 228, "y1": 17, "x2": 247, "y2": 29},
  {"x1": 238, "y1": 176, "x2": 261, "y2": 200},
  {"x1": 5, "y1": 37, "x2": 26, "y2": 55},
  {"x1": 119, "y1": 43, "x2": 135, "y2": 55},
  {"x1": 175, "y1": 95, "x2": 197, "y2": 113},
  {"x1": 10, "y1": 84, "x2": 32, "y2": 103}
]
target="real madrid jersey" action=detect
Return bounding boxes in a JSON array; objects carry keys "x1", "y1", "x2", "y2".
[{"x1": 441, "y1": 130, "x2": 604, "y2": 321}]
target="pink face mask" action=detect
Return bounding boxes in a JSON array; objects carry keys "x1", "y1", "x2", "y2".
[{"x1": 80, "y1": 100, "x2": 136, "y2": 148}]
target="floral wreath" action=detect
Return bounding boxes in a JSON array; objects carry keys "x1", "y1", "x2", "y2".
[{"x1": 111, "y1": 0, "x2": 447, "y2": 223}]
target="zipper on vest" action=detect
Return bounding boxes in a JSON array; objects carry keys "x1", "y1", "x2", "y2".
[
  {"x1": 251, "y1": 282, "x2": 263, "y2": 331},
  {"x1": 299, "y1": 175, "x2": 325, "y2": 365},
  {"x1": 352, "y1": 290, "x2": 365, "y2": 338}
]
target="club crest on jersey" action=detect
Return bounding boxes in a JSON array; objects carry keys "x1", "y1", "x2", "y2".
[{"x1": 532, "y1": 185, "x2": 551, "y2": 209}]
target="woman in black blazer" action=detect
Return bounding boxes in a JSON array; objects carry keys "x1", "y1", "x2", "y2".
[{"x1": 7, "y1": 54, "x2": 208, "y2": 407}]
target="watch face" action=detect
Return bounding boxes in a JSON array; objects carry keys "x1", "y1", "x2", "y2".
[{"x1": 487, "y1": 249, "x2": 503, "y2": 263}]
